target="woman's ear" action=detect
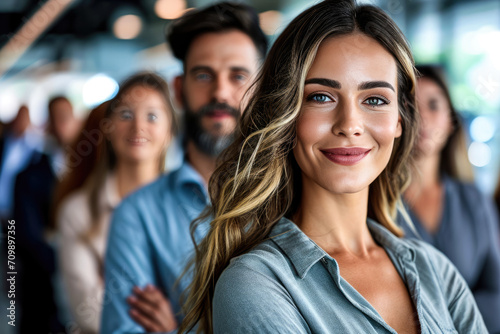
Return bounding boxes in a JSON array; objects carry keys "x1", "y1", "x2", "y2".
[
  {"x1": 395, "y1": 115, "x2": 403, "y2": 138},
  {"x1": 100, "y1": 117, "x2": 114, "y2": 140}
]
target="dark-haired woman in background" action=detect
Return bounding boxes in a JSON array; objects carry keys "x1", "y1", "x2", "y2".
[
  {"x1": 402, "y1": 65, "x2": 500, "y2": 333},
  {"x1": 55, "y1": 72, "x2": 177, "y2": 333}
]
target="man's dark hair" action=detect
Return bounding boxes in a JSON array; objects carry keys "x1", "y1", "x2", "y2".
[{"x1": 167, "y1": 2, "x2": 268, "y2": 63}]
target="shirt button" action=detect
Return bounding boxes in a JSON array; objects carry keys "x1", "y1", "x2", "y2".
[{"x1": 321, "y1": 257, "x2": 327, "y2": 265}]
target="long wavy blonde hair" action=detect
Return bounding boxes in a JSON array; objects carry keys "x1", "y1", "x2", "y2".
[{"x1": 180, "y1": 0, "x2": 418, "y2": 332}]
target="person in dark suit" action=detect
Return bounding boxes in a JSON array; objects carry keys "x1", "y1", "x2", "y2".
[
  {"x1": 13, "y1": 96, "x2": 79, "y2": 334},
  {"x1": 0, "y1": 105, "x2": 39, "y2": 221}
]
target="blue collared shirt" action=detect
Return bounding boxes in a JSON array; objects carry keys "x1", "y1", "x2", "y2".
[
  {"x1": 101, "y1": 161, "x2": 209, "y2": 334},
  {"x1": 213, "y1": 217, "x2": 487, "y2": 333}
]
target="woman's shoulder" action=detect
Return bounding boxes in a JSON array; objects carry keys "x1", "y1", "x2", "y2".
[
  {"x1": 224, "y1": 241, "x2": 292, "y2": 279},
  {"x1": 59, "y1": 188, "x2": 89, "y2": 217},
  {"x1": 444, "y1": 176, "x2": 485, "y2": 202},
  {"x1": 58, "y1": 188, "x2": 91, "y2": 233},
  {"x1": 216, "y1": 239, "x2": 299, "y2": 298},
  {"x1": 213, "y1": 242, "x2": 311, "y2": 333},
  {"x1": 214, "y1": 241, "x2": 300, "y2": 317},
  {"x1": 404, "y1": 236, "x2": 444, "y2": 257},
  {"x1": 444, "y1": 176, "x2": 499, "y2": 226},
  {"x1": 403, "y1": 237, "x2": 462, "y2": 280}
]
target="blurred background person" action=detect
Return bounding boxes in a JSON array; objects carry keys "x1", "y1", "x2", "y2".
[
  {"x1": 13, "y1": 96, "x2": 79, "y2": 334},
  {"x1": 495, "y1": 176, "x2": 500, "y2": 247},
  {"x1": 1, "y1": 0, "x2": 499, "y2": 192},
  {"x1": 101, "y1": 3, "x2": 267, "y2": 333},
  {"x1": 52, "y1": 101, "x2": 108, "y2": 334},
  {"x1": 400, "y1": 64, "x2": 500, "y2": 333},
  {"x1": 0, "y1": 105, "x2": 40, "y2": 223},
  {"x1": 495, "y1": 177, "x2": 500, "y2": 221},
  {"x1": 55, "y1": 72, "x2": 177, "y2": 333}
]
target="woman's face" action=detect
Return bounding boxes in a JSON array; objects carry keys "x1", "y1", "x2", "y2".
[
  {"x1": 415, "y1": 77, "x2": 452, "y2": 156},
  {"x1": 108, "y1": 85, "x2": 172, "y2": 165},
  {"x1": 293, "y1": 33, "x2": 402, "y2": 195}
]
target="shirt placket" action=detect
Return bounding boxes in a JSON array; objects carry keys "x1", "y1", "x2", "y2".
[
  {"x1": 401, "y1": 263, "x2": 426, "y2": 333},
  {"x1": 390, "y1": 248, "x2": 427, "y2": 334},
  {"x1": 320, "y1": 256, "x2": 399, "y2": 334},
  {"x1": 178, "y1": 183, "x2": 209, "y2": 240}
]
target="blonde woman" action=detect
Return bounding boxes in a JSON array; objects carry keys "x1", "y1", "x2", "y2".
[
  {"x1": 402, "y1": 65, "x2": 500, "y2": 333},
  {"x1": 55, "y1": 72, "x2": 177, "y2": 333},
  {"x1": 180, "y1": 0, "x2": 486, "y2": 333}
]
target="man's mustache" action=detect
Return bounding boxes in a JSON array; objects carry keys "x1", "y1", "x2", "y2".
[{"x1": 198, "y1": 103, "x2": 240, "y2": 118}]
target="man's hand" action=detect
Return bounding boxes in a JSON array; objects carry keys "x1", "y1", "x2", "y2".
[{"x1": 127, "y1": 284, "x2": 178, "y2": 333}]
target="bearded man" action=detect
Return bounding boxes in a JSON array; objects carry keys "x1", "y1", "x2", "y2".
[{"x1": 101, "y1": 3, "x2": 267, "y2": 333}]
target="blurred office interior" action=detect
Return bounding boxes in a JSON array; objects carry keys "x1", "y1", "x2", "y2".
[{"x1": 0, "y1": 0, "x2": 499, "y2": 192}]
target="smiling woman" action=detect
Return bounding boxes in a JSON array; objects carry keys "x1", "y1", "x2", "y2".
[
  {"x1": 54, "y1": 72, "x2": 177, "y2": 333},
  {"x1": 108, "y1": 84, "x2": 171, "y2": 163},
  {"x1": 294, "y1": 34, "x2": 402, "y2": 197},
  {"x1": 179, "y1": 0, "x2": 487, "y2": 333}
]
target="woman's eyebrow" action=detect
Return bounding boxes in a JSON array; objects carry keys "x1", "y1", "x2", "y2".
[
  {"x1": 304, "y1": 78, "x2": 341, "y2": 89},
  {"x1": 304, "y1": 78, "x2": 395, "y2": 92},
  {"x1": 358, "y1": 81, "x2": 395, "y2": 92}
]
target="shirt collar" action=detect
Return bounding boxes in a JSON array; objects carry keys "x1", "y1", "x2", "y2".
[
  {"x1": 366, "y1": 218, "x2": 416, "y2": 261},
  {"x1": 269, "y1": 217, "x2": 327, "y2": 279},
  {"x1": 173, "y1": 160, "x2": 209, "y2": 202},
  {"x1": 172, "y1": 160, "x2": 206, "y2": 193},
  {"x1": 269, "y1": 217, "x2": 416, "y2": 279}
]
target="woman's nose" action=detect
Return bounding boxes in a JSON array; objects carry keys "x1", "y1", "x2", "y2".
[{"x1": 331, "y1": 102, "x2": 364, "y2": 137}]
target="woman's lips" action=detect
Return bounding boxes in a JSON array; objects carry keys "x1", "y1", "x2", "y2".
[
  {"x1": 320, "y1": 147, "x2": 371, "y2": 166},
  {"x1": 127, "y1": 137, "x2": 148, "y2": 145}
]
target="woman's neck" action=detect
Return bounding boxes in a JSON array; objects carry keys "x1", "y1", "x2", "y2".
[
  {"x1": 114, "y1": 160, "x2": 160, "y2": 198},
  {"x1": 294, "y1": 181, "x2": 375, "y2": 257},
  {"x1": 407, "y1": 153, "x2": 442, "y2": 195}
]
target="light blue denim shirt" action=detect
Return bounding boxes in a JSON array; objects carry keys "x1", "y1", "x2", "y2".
[
  {"x1": 101, "y1": 161, "x2": 209, "y2": 334},
  {"x1": 213, "y1": 217, "x2": 487, "y2": 333}
]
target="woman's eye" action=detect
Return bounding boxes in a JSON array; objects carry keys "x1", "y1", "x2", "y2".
[
  {"x1": 428, "y1": 99, "x2": 439, "y2": 111},
  {"x1": 148, "y1": 113, "x2": 158, "y2": 122},
  {"x1": 308, "y1": 94, "x2": 332, "y2": 103},
  {"x1": 119, "y1": 110, "x2": 133, "y2": 120},
  {"x1": 364, "y1": 97, "x2": 388, "y2": 106}
]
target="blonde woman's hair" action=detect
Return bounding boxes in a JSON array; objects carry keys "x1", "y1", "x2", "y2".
[{"x1": 180, "y1": 0, "x2": 418, "y2": 332}]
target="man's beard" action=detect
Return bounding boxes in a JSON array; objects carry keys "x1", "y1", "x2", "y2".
[{"x1": 183, "y1": 99, "x2": 240, "y2": 157}]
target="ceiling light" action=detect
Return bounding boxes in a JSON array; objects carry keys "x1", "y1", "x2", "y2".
[
  {"x1": 113, "y1": 14, "x2": 142, "y2": 40},
  {"x1": 155, "y1": 0, "x2": 187, "y2": 20}
]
